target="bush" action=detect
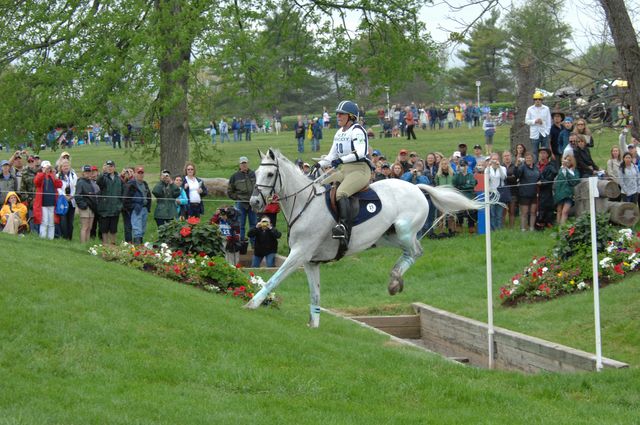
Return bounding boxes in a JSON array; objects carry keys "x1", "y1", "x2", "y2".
[
  {"x1": 157, "y1": 216, "x2": 225, "y2": 257},
  {"x1": 553, "y1": 212, "x2": 615, "y2": 259}
]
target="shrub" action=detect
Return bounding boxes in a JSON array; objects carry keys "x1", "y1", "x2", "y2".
[
  {"x1": 553, "y1": 212, "x2": 615, "y2": 259},
  {"x1": 157, "y1": 216, "x2": 225, "y2": 257}
]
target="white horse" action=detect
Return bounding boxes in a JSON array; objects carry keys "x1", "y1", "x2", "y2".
[{"x1": 245, "y1": 149, "x2": 484, "y2": 327}]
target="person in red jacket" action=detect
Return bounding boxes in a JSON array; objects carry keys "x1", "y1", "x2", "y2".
[{"x1": 33, "y1": 160, "x2": 62, "y2": 239}]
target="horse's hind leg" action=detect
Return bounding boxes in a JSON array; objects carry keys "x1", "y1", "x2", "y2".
[
  {"x1": 304, "y1": 262, "x2": 321, "y2": 328},
  {"x1": 388, "y1": 222, "x2": 424, "y2": 295}
]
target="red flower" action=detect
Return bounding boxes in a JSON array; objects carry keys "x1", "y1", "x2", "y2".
[
  {"x1": 568, "y1": 227, "x2": 575, "y2": 237},
  {"x1": 199, "y1": 251, "x2": 207, "y2": 257},
  {"x1": 239, "y1": 286, "x2": 246, "y2": 292},
  {"x1": 235, "y1": 263, "x2": 243, "y2": 269},
  {"x1": 173, "y1": 265, "x2": 181, "y2": 274},
  {"x1": 614, "y1": 263, "x2": 625, "y2": 275},
  {"x1": 187, "y1": 216, "x2": 200, "y2": 225},
  {"x1": 207, "y1": 261, "x2": 215, "y2": 267},
  {"x1": 249, "y1": 272, "x2": 255, "y2": 277},
  {"x1": 134, "y1": 251, "x2": 141, "y2": 257},
  {"x1": 180, "y1": 226, "x2": 192, "y2": 237}
]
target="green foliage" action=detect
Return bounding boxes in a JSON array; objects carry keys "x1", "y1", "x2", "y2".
[
  {"x1": 553, "y1": 212, "x2": 616, "y2": 259},
  {"x1": 157, "y1": 217, "x2": 225, "y2": 257}
]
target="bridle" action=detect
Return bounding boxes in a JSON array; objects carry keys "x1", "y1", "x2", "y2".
[{"x1": 255, "y1": 158, "x2": 323, "y2": 229}]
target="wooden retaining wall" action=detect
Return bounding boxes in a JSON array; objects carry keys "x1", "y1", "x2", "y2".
[{"x1": 411, "y1": 303, "x2": 628, "y2": 373}]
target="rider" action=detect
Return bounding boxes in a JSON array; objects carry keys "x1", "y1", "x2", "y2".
[{"x1": 315, "y1": 100, "x2": 372, "y2": 245}]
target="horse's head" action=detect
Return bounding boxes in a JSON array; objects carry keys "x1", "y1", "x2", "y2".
[{"x1": 250, "y1": 148, "x2": 280, "y2": 212}]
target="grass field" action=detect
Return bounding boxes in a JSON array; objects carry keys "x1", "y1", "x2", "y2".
[{"x1": 2, "y1": 125, "x2": 639, "y2": 423}]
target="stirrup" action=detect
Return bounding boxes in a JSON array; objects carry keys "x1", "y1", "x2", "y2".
[{"x1": 332, "y1": 223, "x2": 347, "y2": 239}]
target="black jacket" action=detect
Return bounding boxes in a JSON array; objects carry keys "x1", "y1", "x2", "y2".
[
  {"x1": 123, "y1": 180, "x2": 151, "y2": 213},
  {"x1": 247, "y1": 226, "x2": 281, "y2": 257},
  {"x1": 75, "y1": 177, "x2": 99, "y2": 212}
]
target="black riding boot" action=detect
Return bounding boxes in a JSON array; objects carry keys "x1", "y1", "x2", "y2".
[{"x1": 332, "y1": 197, "x2": 352, "y2": 246}]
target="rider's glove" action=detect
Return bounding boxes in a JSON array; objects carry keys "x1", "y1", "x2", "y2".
[{"x1": 331, "y1": 158, "x2": 343, "y2": 168}]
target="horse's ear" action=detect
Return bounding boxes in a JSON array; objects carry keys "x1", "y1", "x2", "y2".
[
  {"x1": 268, "y1": 148, "x2": 275, "y2": 160},
  {"x1": 257, "y1": 149, "x2": 263, "y2": 159}
]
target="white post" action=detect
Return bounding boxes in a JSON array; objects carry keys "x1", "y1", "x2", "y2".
[
  {"x1": 484, "y1": 171, "x2": 494, "y2": 369},
  {"x1": 588, "y1": 177, "x2": 603, "y2": 371},
  {"x1": 475, "y1": 80, "x2": 481, "y2": 111}
]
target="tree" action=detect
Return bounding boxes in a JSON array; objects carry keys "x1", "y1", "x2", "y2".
[
  {"x1": 599, "y1": 0, "x2": 640, "y2": 137},
  {"x1": 0, "y1": 0, "x2": 438, "y2": 173},
  {"x1": 448, "y1": 10, "x2": 511, "y2": 103},
  {"x1": 504, "y1": 0, "x2": 571, "y2": 152}
]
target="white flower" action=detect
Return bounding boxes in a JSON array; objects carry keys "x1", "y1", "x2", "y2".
[
  {"x1": 629, "y1": 253, "x2": 636, "y2": 261},
  {"x1": 164, "y1": 257, "x2": 172, "y2": 263},
  {"x1": 542, "y1": 267, "x2": 548, "y2": 273},
  {"x1": 512, "y1": 279, "x2": 520, "y2": 286},
  {"x1": 606, "y1": 244, "x2": 615, "y2": 253},
  {"x1": 251, "y1": 275, "x2": 267, "y2": 287},
  {"x1": 160, "y1": 243, "x2": 168, "y2": 249},
  {"x1": 188, "y1": 258, "x2": 196, "y2": 264},
  {"x1": 600, "y1": 257, "x2": 612, "y2": 268},
  {"x1": 144, "y1": 242, "x2": 153, "y2": 249},
  {"x1": 532, "y1": 259, "x2": 538, "y2": 265},
  {"x1": 577, "y1": 282, "x2": 587, "y2": 290},
  {"x1": 88, "y1": 247, "x2": 98, "y2": 256},
  {"x1": 155, "y1": 253, "x2": 161, "y2": 258}
]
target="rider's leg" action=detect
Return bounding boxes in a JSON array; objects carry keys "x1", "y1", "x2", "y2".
[{"x1": 333, "y1": 163, "x2": 370, "y2": 243}]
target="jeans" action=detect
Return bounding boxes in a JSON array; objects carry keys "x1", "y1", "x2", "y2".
[
  {"x1": 220, "y1": 132, "x2": 230, "y2": 143},
  {"x1": 252, "y1": 253, "x2": 276, "y2": 267},
  {"x1": 490, "y1": 203, "x2": 504, "y2": 230},
  {"x1": 245, "y1": 128, "x2": 251, "y2": 141},
  {"x1": 531, "y1": 134, "x2": 549, "y2": 163},
  {"x1": 131, "y1": 207, "x2": 148, "y2": 240},
  {"x1": 236, "y1": 202, "x2": 256, "y2": 241},
  {"x1": 211, "y1": 134, "x2": 217, "y2": 144},
  {"x1": 233, "y1": 130, "x2": 239, "y2": 141},
  {"x1": 297, "y1": 137, "x2": 304, "y2": 153},
  {"x1": 39, "y1": 206, "x2": 55, "y2": 239},
  {"x1": 311, "y1": 138, "x2": 320, "y2": 152}
]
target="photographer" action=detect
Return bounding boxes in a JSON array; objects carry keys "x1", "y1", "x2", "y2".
[
  {"x1": 248, "y1": 217, "x2": 281, "y2": 267},
  {"x1": 210, "y1": 206, "x2": 241, "y2": 266}
]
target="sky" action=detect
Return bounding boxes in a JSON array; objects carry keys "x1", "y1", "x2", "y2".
[{"x1": 416, "y1": 0, "x2": 629, "y2": 68}]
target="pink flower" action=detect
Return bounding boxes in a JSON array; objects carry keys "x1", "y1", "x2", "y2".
[
  {"x1": 180, "y1": 226, "x2": 192, "y2": 237},
  {"x1": 187, "y1": 216, "x2": 200, "y2": 225}
]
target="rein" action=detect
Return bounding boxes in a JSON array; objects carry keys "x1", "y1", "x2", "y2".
[{"x1": 257, "y1": 160, "x2": 324, "y2": 230}]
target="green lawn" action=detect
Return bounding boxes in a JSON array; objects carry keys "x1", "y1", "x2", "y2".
[{"x1": 2, "y1": 126, "x2": 638, "y2": 423}]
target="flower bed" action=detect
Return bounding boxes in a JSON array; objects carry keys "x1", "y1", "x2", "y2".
[
  {"x1": 500, "y1": 222, "x2": 640, "y2": 306},
  {"x1": 89, "y1": 242, "x2": 277, "y2": 306}
]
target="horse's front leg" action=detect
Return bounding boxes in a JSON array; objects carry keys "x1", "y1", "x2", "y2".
[
  {"x1": 244, "y1": 249, "x2": 307, "y2": 309},
  {"x1": 304, "y1": 262, "x2": 321, "y2": 328}
]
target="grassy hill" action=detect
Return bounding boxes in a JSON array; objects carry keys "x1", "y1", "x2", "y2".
[{"x1": 1, "y1": 233, "x2": 639, "y2": 424}]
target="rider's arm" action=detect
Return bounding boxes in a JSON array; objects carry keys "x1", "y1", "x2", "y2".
[
  {"x1": 337, "y1": 128, "x2": 367, "y2": 164},
  {"x1": 318, "y1": 142, "x2": 339, "y2": 168}
]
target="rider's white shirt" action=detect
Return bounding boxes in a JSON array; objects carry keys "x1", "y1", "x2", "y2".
[{"x1": 319, "y1": 124, "x2": 368, "y2": 167}]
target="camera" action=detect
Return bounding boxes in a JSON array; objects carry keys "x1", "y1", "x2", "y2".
[{"x1": 219, "y1": 208, "x2": 227, "y2": 215}]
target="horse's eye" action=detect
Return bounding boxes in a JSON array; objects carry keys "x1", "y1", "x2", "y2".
[{"x1": 267, "y1": 172, "x2": 274, "y2": 178}]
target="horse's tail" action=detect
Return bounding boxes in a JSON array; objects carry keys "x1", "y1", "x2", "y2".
[{"x1": 417, "y1": 184, "x2": 486, "y2": 215}]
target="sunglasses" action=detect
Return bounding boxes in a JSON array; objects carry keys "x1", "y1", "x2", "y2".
[
  {"x1": 186, "y1": 168, "x2": 194, "y2": 171},
  {"x1": 137, "y1": 171, "x2": 144, "y2": 174}
]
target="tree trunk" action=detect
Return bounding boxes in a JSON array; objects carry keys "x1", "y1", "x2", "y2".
[
  {"x1": 157, "y1": 0, "x2": 192, "y2": 176},
  {"x1": 600, "y1": 0, "x2": 640, "y2": 138},
  {"x1": 510, "y1": 56, "x2": 536, "y2": 153}
]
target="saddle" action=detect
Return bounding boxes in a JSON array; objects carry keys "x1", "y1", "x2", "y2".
[{"x1": 325, "y1": 184, "x2": 382, "y2": 226}]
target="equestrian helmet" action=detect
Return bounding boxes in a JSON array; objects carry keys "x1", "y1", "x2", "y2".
[{"x1": 336, "y1": 100, "x2": 360, "y2": 120}]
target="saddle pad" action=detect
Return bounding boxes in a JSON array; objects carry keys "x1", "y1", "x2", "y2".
[{"x1": 324, "y1": 187, "x2": 382, "y2": 226}]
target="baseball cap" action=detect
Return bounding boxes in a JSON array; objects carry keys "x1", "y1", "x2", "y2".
[
  {"x1": 82, "y1": 165, "x2": 92, "y2": 172},
  {"x1": 239, "y1": 156, "x2": 248, "y2": 163},
  {"x1": 90, "y1": 165, "x2": 98, "y2": 171},
  {"x1": 61, "y1": 151, "x2": 70, "y2": 157},
  {"x1": 0, "y1": 160, "x2": 9, "y2": 166},
  {"x1": 135, "y1": 166, "x2": 145, "y2": 173},
  {"x1": 628, "y1": 144, "x2": 636, "y2": 150},
  {"x1": 303, "y1": 162, "x2": 310, "y2": 168},
  {"x1": 14, "y1": 152, "x2": 22, "y2": 159},
  {"x1": 33, "y1": 155, "x2": 40, "y2": 159},
  {"x1": 564, "y1": 117, "x2": 574, "y2": 123},
  {"x1": 372, "y1": 149, "x2": 381, "y2": 156},
  {"x1": 458, "y1": 143, "x2": 467, "y2": 148},
  {"x1": 381, "y1": 163, "x2": 390, "y2": 169},
  {"x1": 41, "y1": 160, "x2": 52, "y2": 168},
  {"x1": 161, "y1": 169, "x2": 171, "y2": 176},
  {"x1": 399, "y1": 149, "x2": 408, "y2": 154},
  {"x1": 409, "y1": 151, "x2": 417, "y2": 157},
  {"x1": 106, "y1": 160, "x2": 115, "y2": 166},
  {"x1": 473, "y1": 144, "x2": 482, "y2": 150},
  {"x1": 453, "y1": 151, "x2": 461, "y2": 158}
]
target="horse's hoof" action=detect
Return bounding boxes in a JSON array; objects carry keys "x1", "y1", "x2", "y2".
[{"x1": 388, "y1": 276, "x2": 404, "y2": 295}]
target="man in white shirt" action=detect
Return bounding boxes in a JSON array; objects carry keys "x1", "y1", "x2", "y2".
[{"x1": 525, "y1": 91, "x2": 552, "y2": 163}]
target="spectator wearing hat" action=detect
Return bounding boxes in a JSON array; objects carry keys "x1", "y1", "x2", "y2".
[
  {"x1": 75, "y1": 165, "x2": 100, "y2": 243},
  {"x1": 153, "y1": 170, "x2": 181, "y2": 228},
  {"x1": 458, "y1": 143, "x2": 476, "y2": 171},
  {"x1": 557, "y1": 117, "x2": 574, "y2": 156},
  {"x1": 0, "y1": 160, "x2": 17, "y2": 204},
  {"x1": 97, "y1": 160, "x2": 124, "y2": 245},
  {"x1": 373, "y1": 162, "x2": 390, "y2": 182},
  {"x1": 56, "y1": 158, "x2": 78, "y2": 240},
  {"x1": 55, "y1": 151, "x2": 71, "y2": 172},
  {"x1": 515, "y1": 153, "x2": 540, "y2": 232},
  {"x1": 472, "y1": 145, "x2": 484, "y2": 168},
  {"x1": 123, "y1": 166, "x2": 151, "y2": 244},
  {"x1": 182, "y1": 162, "x2": 208, "y2": 218},
  {"x1": 1, "y1": 191, "x2": 28, "y2": 234},
  {"x1": 450, "y1": 151, "x2": 461, "y2": 173},
  {"x1": 453, "y1": 158, "x2": 477, "y2": 233},
  {"x1": 33, "y1": 160, "x2": 62, "y2": 239},
  {"x1": 210, "y1": 206, "x2": 241, "y2": 265},
  {"x1": 228, "y1": 156, "x2": 257, "y2": 242},
  {"x1": 8, "y1": 150, "x2": 26, "y2": 190},
  {"x1": 397, "y1": 149, "x2": 411, "y2": 172},
  {"x1": 248, "y1": 216, "x2": 282, "y2": 267},
  {"x1": 549, "y1": 111, "x2": 565, "y2": 164},
  {"x1": 525, "y1": 92, "x2": 552, "y2": 163},
  {"x1": 535, "y1": 147, "x2": 557, "y2": 229}
]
